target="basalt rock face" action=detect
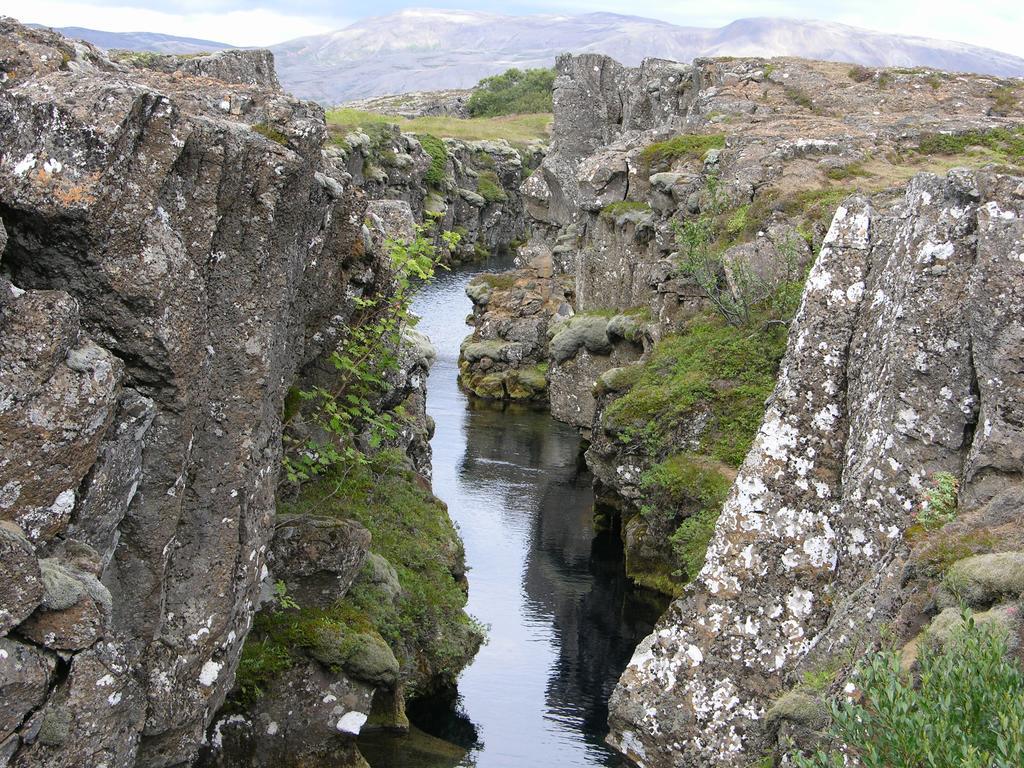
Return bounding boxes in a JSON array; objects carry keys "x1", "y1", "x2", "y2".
[
  {"x1": 500, "y1": 49, "x2": 1024, "y2": 765},
  {"x1": 0, "y1": 19, "x2": 374, "y2": 768},
  {"x1": 332, "y1": 123, "x2": 537, "y2": 263},
  {"x1": 607, "y1": 172, "x2": 1024, "y2": 766}
]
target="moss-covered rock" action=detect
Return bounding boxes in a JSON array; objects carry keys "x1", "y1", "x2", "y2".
[
  {"x1": 549, "y1": 314, "x2": 612, "y2": 363},
  {"x1": 943, "y1": 552, "x2": 1024, "y2": 608},
  {"x1": 308, "y1": 626, "x2": 401, "y2": 688}
]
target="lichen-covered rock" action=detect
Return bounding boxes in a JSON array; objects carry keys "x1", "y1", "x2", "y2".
[
  {"x1": 0, "y1": 19, "x2": 372, "y2": 768},
  {"x1": 942, "y1": 552, "x2": 1024, "y2": 608},
  {"x1": 267, "y1": 517, "x2": 371, "y2": 607},
  {"x1": 607, "y1": 170, "x2": 1024, "y2": 766},
  {"x1": 0, "y1": 523, "x2": 43, "y2": 636},
  {"x1": 17, "y1": 559, "x2": 112, "y2": 651},
  {"x1": 0, "y1": 638, "x2": 55, "y2": 737}
]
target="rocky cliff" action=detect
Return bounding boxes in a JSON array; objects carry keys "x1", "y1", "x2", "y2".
[
  {"x1": 0, "y1": 19, "x2": 478, "y2": 768},
  {"x1": 465, "y1": 50, "x2": 1024, "y2": 765}
]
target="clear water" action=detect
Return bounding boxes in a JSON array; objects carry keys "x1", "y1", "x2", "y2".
[{"x1": 360, "y1": 255, "x2": 665, "y2": 768}]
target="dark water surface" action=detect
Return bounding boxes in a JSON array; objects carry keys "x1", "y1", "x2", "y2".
[{"x1": 361, "y1": 255, "x2": 665, "y2": 768}]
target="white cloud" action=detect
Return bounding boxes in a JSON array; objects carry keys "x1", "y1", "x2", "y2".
[{"x1": 1, "y1": 1, "x2": 339, "y2": 46}]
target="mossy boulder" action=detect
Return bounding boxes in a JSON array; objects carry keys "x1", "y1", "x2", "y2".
[
  {"x1": 460, "y1": 338, "x2": 523, "y2": 364},
  {"x1": 549, "y1": 315, "x2": 612, "y2": 363},
  {"x1": 309, "y1": 626, "x2": 401, "y2": 688},
  {"x1": 943, "y1": 552, "x2": 1024, "y2": 608},
  {"x1": 764, "y1": 691, "x2": 830, "y2": 731}
]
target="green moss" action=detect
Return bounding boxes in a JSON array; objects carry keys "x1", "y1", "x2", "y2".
[
  {"x1": 641, "y1": 454, "x2": 733, "y2": 583},
  {"x1": 234, "y1": 452, "x2": 481, "y2": 704},
  {"x1": 476, "y1": 170, "x2": 508, "y2": 203},
  {"x1": 639, "y1": 134, "x2": 725, "y2": 172},
  {"x1": 916, "y1": 126, "x2": 1024, "y2": 161},
  {"x1": 417, "y1": 134, "x2": 449, "y2": 187},
  {"x1": 599, "y1": 200, "x2": 652, "y2": 220},
  {"x1": 602, "y1": 314, "x2": 787, "y2": 465},
  {"x1": 282, "y1": 386, "x2": 303, "y2": 423},
  {"x1": 784, "y1": 86, "x2": 819, "y2": 112},
  {"x1": 826, "y1": 162, "x2": 871, "y2": 181},
  {"x1": 251, "y1": 122, "x2": 288, "y2": 145}
]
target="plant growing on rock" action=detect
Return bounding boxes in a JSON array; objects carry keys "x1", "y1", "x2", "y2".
[
  {"x1": 916, "y1": 471, "x2": 959, "y2": 531},
  {"x1": 282, "y1": 225, "x2": 459, "y2": 484},
  {"x1": 791, "y1": 615, "x2": 1024, "y2": 768},
  {"x1": 673, "y1": 176, "x2": 807, "y2": 328}
]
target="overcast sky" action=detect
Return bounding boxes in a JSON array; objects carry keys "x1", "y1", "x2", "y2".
[{"x1": 3, "y1": 0, "x2": 1023, "y2": 55}]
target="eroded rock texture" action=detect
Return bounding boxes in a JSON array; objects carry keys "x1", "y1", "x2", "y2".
[
  {"x1": 0, "y1": 19, "x2": 373, "y2": 767},
  {"x1": 607, "y1": 171, "x2": 1024, "y2": 766}
]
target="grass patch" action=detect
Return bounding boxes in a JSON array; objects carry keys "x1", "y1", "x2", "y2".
[
  {"x1": 251, "y1": 122, "x2": 287, "y2": 145},
  {"x1": 475, "y1": 170, "x2": 508, "y2": 203},
  {"x1": 639, "y1": 134, "x2": 725, "y2": 172},
  {"x1": 234, "y1": 451, "x2": 481, "y2": 704},
  {"x1": 599, "y1": 200, "x2": 652, "y2": 220},
  {"x1": 826, "y1": 162, "x2": 871, "y2": 181},
  {"x1": 848, "y1": 65, "x2": 875, "y2": 83},
  {"x1": 326, "y1": 108, "x2": 551, "y2": 148},
  {"x1": 418, "y1": 133, "x2": 449, "y2": 187},
  {"x1": 915, "y1": 126, "x2": 1024, "y2": 161},
  {"x1": 467, "y1": 67, "x2": 555, "y2": 117},
  {"x1": 602, "y1": 314, "x2": 787, "y2": 465}
]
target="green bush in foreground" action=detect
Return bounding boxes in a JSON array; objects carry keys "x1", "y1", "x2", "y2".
[
  {"x1": 792, "y1": 615, "x2": 1024, "y2": 768},
  {"x1": 468, "y1": 67, "x2": 555, "y2": 117}
]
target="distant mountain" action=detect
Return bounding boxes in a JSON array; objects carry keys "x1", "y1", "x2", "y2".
[
  {"x1": 38, "y1": 25, "x2": 232, "y2": 54},
  {"x1": 269, "y1": 9, "x2": 1024, "y2": 105}
]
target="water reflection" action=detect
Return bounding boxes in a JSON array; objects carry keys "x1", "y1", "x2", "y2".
[{"x1": 362, "y1": 257, "x2": 666, "y2": 767}]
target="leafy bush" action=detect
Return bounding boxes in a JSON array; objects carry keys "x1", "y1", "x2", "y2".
[
  {"x1": 467, "y1": 67, "x2": 555, "y2": 117},
  {"x1": 673, "y1": 176, "x2": 807, "y2": 328},
  {"x1": 916, "y1": 126, "x2": 1024, "y2": 161},
  {"x1": 792, "y1": 615, "x2": 1024, "y2": 768},
  {"x1": 418, "y1": 133, "x2": 449, "y2": 187},
  {"x1": 639, "y1": 133, "x2": 725, "y2": 172},
  {"x1": 917, "y1": 471, "x2": 960, "y2": 531},
  {"x1": 282, "y1": 226, "x2": 459, "y2": 484},
  {"x1": 848, "y1": 65, "x2": 875, "y2": 83}
]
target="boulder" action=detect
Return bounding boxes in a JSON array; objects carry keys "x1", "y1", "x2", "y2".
[
  {"x1": 0, "y1": 523, "x2": 43, "y2": 636},
  {"x1": 268, "y1": 517, "x2": 372, "y2": 606},
  {"x1": 943, "y1": 552, "x2": 1024, "y2": 608}
]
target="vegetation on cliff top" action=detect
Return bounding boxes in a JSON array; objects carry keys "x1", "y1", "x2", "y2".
[
  {"x1": 326, "y1": 107, "x2": 551, "y2": 147},
  {"x1": 639, "y1": 133, "x2": 726, "y2": 172},
  {"x1": 467, "y1": 67, "x2": 556, "y2": 117}
]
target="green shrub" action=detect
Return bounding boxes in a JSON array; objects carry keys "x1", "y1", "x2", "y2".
[
  {"x1": 792, "y1": 615, "x2": 1024, "y2": 768},
  {"x1": 917, "y1": 471, "x2": 959, "y2": 530},
  {"x1": 990, "y1": 84, "x2": 1020, "y2": 116},
  {"x1": 467, "y1": 67, "x2": 555, "y2": 117},
  {"x1": 475, "y1": 170, "x2": 507, "y2": 203},
  {"x1": 639, "y1": 134, "x2": 725, "y2": 172},
  {"x1": 418, "y1": 133, "x2": 449, "y2": 187},
  {"x1": 848, "y1": 65, "x2": 875, "y2": 83},
  {"x1": 916, "y1": 126, "x2": 1024, "y2": 160}
]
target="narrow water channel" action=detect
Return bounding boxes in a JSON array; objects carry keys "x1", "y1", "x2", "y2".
[{"x1": 360, "y1": 255, "x2": 666, "y2": 768}]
